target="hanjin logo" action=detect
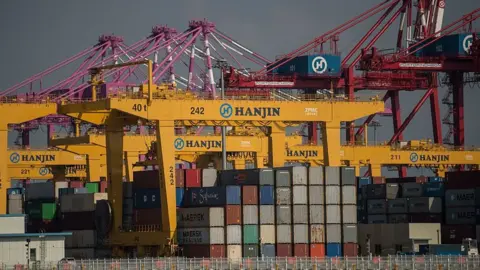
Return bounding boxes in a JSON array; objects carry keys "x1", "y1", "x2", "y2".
[
  {"x1": 174, "y1": 138, "x2": 185, "y2": 150},
  {"x1": 219, "y1": 103, "x2": 233, "y2": 119},
  {"x1": 312, "y1": 56, "x2": 327, "y2": 74},
  {"x1": 463, "y1": 35, "x2": 473, "y2": 53}
]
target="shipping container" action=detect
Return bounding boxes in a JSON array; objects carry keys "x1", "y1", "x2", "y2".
[
  {"x1": 429, "y1": 177, "x2": 444, "y2": 183},
  {"x1": 185, "y1": 169, "x2": 202, "y2": 187},
  {"x1": 358, "y1": 177, "x2": 372, "y2": 189},
  {"x1": 325, "y1": 166, "x2": 340, "y2": 186},
  {"x1": 219, "y1": 168, "x2": 274, "y2": 186},
  {"x1": 325, "y1": 186, "x2": 341, "y2": 205},
  {"x1": 85, "y1": 183, "x2": 99, "y2": 193},
  {"x1": 275, "y1": 169, "x2": 291, "y2": 187},
  {"x1": 261, "y1": 244, "x2": 276, "y2": 257},
  {"x1": 243, "y1": 225, "x2": 259, "y2": 244},
  {"x1": 177, "y1": 227, "x2": 225, "y2": 244},
  {"x1": 132, "y1": 170, "x2": 160, "y2": 188},
  {"x1": 310, "y1": 224, "x2": 325, "y2": 243},
  {"x1": 409, "y1": 213, "x2": 442, "y2": 223},
  {"x1": 367, "y1": 199, "x2": 387, "y2": 214},
  {"x1": 386, "y1": 184, "x2": 400, "y2": 199},
  {"x1": 276, "y1": 243, "x2": 292, "y2": 257},
  {"x1": 441, "y1": 225, "x2": 476, "y2": 244},
  {"x1": 343, "y1": 243, "x2": 358, "y2": 257},
  {"x1": 177, "y1": 207, "x2": 224, "y2": 228},
  {"x1": 340, "y1": 167, "x2": 356, "y2": 186},
  {"x1": 310, "y1": 244, "x2": 326, "y2": 258},
  {"x1": 326, "y1": 205, "x2": 341, "y2": 224},
  {"x1": 69, "y1": 181, "x2": 84, "y2": 188},
  {"x1": 401, "y1": 183, "x2": 423, "y2": 197},
  {"x1": 388, "y1": 214, "x2": 409, "y2": 223},
  {"x1": 60, "y1": 211, "x2": 95, "y2": 230},
  {"x1": 182, "y1": 244, "x2": 225, "y2": 258},
  {"x1": 422, "y1": 33, "x2": 480, "y2": 57},
  {"x1": 226, "y1": 186, "x2": 241, "y2": 205},
  {"x1": 326, "y1": 243, "x2": 342, "y2": 257},
  {"x1": 7, "y1": 196, "x2": 23, "y2": 214},
  {"x1": 293, "y1": 224, "x2": 309, "y2": 244},
  {"x1": 26, "y1": 219, "x2": 58, "y2": 233},
  {"x1": 259, "y1": 186, "x2": 274, "y2": 205},
  {"x1": 243, "y1": 205, "x2": 259, "y2": 225},
  {"x1": 55, "y1": 181, "x2": 68, "y2": 198},
  {"x1": 226, "y1": 225, "x2": 242, "y2": 244},
  {"x1": 386, "y1": 177, "x2": 416, "y2": 184},
  {"x1": 183, "y1": 187, "x2": 227, "y2": 207},
  {"x1": 408, "y1": 197, "x2": 442, "y2": 213},
  {"x1": 176, "y1": 188, "x2": 184, "y2": 207},
  {"x1": 134, "y1": 209, "x2": 162, "y2": 225},
  {"x1": 342, "y1": 205, "x2": 357, "y2": 224},
  {"x1": 276, "y1": 187, "x2": 291, "y2": 205},
  {"x1": 293, "y1": 205, "x2": 308, "y2": 224},
  {"x1": 241, "y1": 186, "x2": 258, "y2": 205},
  {"x1": 60, "y1": 193, "x2": 107, "y2": 213},
  {"x1": 366, "y1": 184, "x2": 386, "y2": 199},
  {"x1": 276, "y1": 225, "x2": 292, "y2": 244},
  {"x1": 134, "y1": 189, "x2": 161, "y2": 209},
  {"x1": 275, "y1": 54, "x2": 341, "y2": 76},
  {"x1": 292, "y1": 186, "x2": 307, "y2": 205},
  {"x1": 445, "y1": 189, "x2": 475, "y2": 207},
  {"x1": 243, "y1": 245, "x2": 259, "y2": 257},
  {"x1": 25, "y1": 200, "x2": 56, "y2": 220},
  {"x1": 309, "y1": 205, "x2": 325, "y2": 224},
  {"x1": 342, "y1": 186, "x2": 356, "y2": 205},
  {"x1": 7, "y1": 187, "x2": 24, "y2": 195},
  {"x1": 260, "y1": 225, "x2": 276, "y2": 244},
  {"x1": 222, "y1": 205, "x2": 241, "y2": 226},
  {"x1": 99, "y1": 181, "x2": 107, "y2": 193},
  {"x1": 25, "y1": 182, "x2": 55, "y2": 200},
  {"x1": 423, "y1": 182, "x2": 445, "y2": 197},
  {"x1": 65, "y1": 230, "x2": 97, "y2": 248},
  {"x1": 387, "y1": 198, "x2": 408, "y2": 214},
  {"x1": 308, "y1": 185, "x2": 324, "y2": 205},
  {"x1": 367, "y1": 215, "x2": 387, "y2": 224},
  {"x1": 175, "y1": 169, "x2": 185, "y2": 187},
  {"x1": 445, "y1": 207, "x2": 476, "y2": 225},
  {"x1": 309, "y1": 166, "x2": 324, "y2": 185},
  {"x1": 417, "y1": 176, "x2": 427, "y2": 183},
  {"x1": 276, "y1": 205, "x2": 292, "y2": 224},
  {"x1": 372, "y1": 177, "x2": 386, "y2": 184},
  {"x1": 342, "y1": 224, "x2": 358, "y2": 243},
  {"x1": 202, "y1": 168, "x2": 217, "y2": 187},
  {"x1": 293, "y1": 244, "x2": 309, "y2": 257},
  {"x1": 260, "y1": 205, "x2": 275, "y2": 225},
  {"x1": 227, "y1": 245, "x2": 242, "y2": 259},
  {"x1": 326, "y1": 224, "x2": 341, "y2": 243}
]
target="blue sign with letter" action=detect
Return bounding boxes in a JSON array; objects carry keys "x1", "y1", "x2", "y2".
[{"x1": 220, "y1": 103, "x2": 233, "y2": 119}]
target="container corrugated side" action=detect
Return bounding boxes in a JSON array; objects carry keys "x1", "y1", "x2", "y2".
[
  {"x1": 445, "y1": 207, "x2": 476, "y2": 225},
  {"x1": 326, "y1": 243, "x2": 342, "y2": 257},
  {"x1": 326, "y1": 205, "x2": 341, "y2": 224},
  {"x1": 309, "y1": 205, "x2": 325, "y2": 224},
  {"x1": 243, "y1": 225, "x2": 259, "y2": 244},
  {"x1": 342, "y1": 224, "x2": 358, "y2": 243},
  {"x1": 183, "y1": 187, "x2": 227, "y2": 207},
  {"x1": 342, "y1": 186, "x2": 356, "y2": 204},
  {"x1": 387, "y1": 198, "x2": 408, "y2": 214},
  {"x1": 243, "y1": 245, "x2": 259, "y2": 257},
  {"x1": 260, "y1": 205, "x2": 275, "y2": 224},
  {"x1": 243, "y1": 205, "x2": 259, "y2": 225},
  {"x1": 308, "y1": 186, "x2": 324, "y2": 205},
  {"x1": 55, "y1": 181, "x2": 68, "y2": 198},
  {"x1": 289, "y1": 166, "x2": 308, "y2": 185},
  {"x1": 309, "y1": 166, "x2": 324, "y2": 185},
  {"x1": 401, "y1": 183, "x2": 423, "y2": 197},
  {"x1": 445, "y1": 189, "x2": 475, "y2": 207},
  {"x1": 386, "y1": 184, "x2": 400, "y2": 199},
  {"x1": 25, "y1": 182, "x2": 55, "y2": 200},
  {"x1": 367, "y1": 214, "x2": 387, "y2": 224},
  {"x1": 388, "y1": 214, "x2": 409, "y2": 223},
  {"x1": 227, "y1": 245, "x2": 242, "y2": 259},
  {"x1": 276, "y1": 225, "x2": 292, "y2": 244},
  {"x1": 325, "y1": 186, "x2": 341, "y2": 204},
  {"x1": 261, "y1": 244, "x2": 276, "y2": 257},
  {"x1": 340, "y1": 167, "x2": 356, "y2": 186},
  {"x1": 226, "y1": 205, "x2": 241, "y2": 225},
  {"x1": 310, "y1": 224, "x2": 325, "y2": 243},
  {"x1": 342, "y1": 205, "x2": 357, "y2": 224},
  {"x1": 242, "y1": 185, "x2": 258, "y2": 205},
  {"x1": 60, "y1": 193, "x2": 107, "y2": 213},
  {"x1": 326, "y1": 224, "x2": 341, "y2": 243},
  {"x1": 202, "y1": 168, "x2": 217, "y2": 187},
  {"x1": 408, "y1": 197, "x2": 442, "y2": 213},
  {"x1": 293, "y1": 224, "x2": 309, "y2": 244},
  {"x1": 367, "y1": 199, "x2": 387, "y2": 214},
  {"x1": 293, "y1": 186, "x2": 307, "y2": 204},
  {"x1": 275, "y1": 169, "x2": 291, "y2": 187},
  {"x1": 293, "y1": 205, "x2": 308, "y2": 224},
  {"x1": 226, "y1": 225, "x2": 242, "y2": 244},
  {"x1": 366, "y1": 184, "x2": 386, "y2": 199},
  {"x1": 177, "y1": 207, "x2": 224, "y2": 228},
  {"x1": 259, "y1": 186, "x2": 274, "y2": 205},
  {"x1": 260, "y1": 225, "x2": 276, "y2": 244},
  {"x1": 324, "y1": 166, "x2": 340, "y2": 185},
  {"x1": 177, "y1": 227, "x2": 225, "y2": 244},
  {"x1": 276, "y1": 187, "x2": 291, "y2": 205},
  {"x1": 7, "y1": 196, "x2": 23, "y2": 214},
  {"x1": 276, "y1": 205, "x2": 292, "y2": 224}
]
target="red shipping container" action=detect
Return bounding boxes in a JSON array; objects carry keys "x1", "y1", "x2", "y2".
[
  {"x1": 409, "y1": 214, "x2": 442, "y2": 223},
  {"x1": 226, "y1": 205, "x2": 241, "y2": 225},
  {"x1": 242, "y1": 186, "x2": 258, "y2": 205},
  {"x1": 210, "y1": 245, "x2": 226, "y2": 258},
  {"x1": 310, "y1": 244, "x2": 325, "y2": 258},
  {"x1": 176, "y1": 169, "x2": 185, "y2": 188},
  {"x1": 343, "y1": 243, "x2": 358, "y2": 257},
  {"x1": 69, "y1": 181, "x2": 84, "y2": 188},
  {"x1": 294, "y1": 244, "x2": 309, "y2": 257},
  {"x1": 99, "y1": 181, "x2": 108, "y2": 193},
  {"x1": 276, "y1": 244, "x2": 292, "y2": 257},
  {"x1": 416, "y1": 176, "x2": 427, "y2": 183},
  {"x1": 185, "y1": 169, "x2": 202, "y2": 187},
  {"x1": 441, "y1": 225, "x2": 476, "y2": 244},
  {"x1": 372, "y1": 177, "x2": 385, "y2": 184},
  {"x1": 134, "y1": 209, "x2": 162, "y2": 225},
  {"x1": 133, "y1": 170, "x2": 160, "y2": 189}
]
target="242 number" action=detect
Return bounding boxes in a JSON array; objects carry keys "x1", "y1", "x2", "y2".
[
  {"x1": 169, "y1": 166, "x2": 175, "y2": 186},
  {"x1": 132, "y1": 104, "x2": 147, "y2": 112},
  {"x1": 190, "y1": 107, "x2": 204, "y2": 115}
]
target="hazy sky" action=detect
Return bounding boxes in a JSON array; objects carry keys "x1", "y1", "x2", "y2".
[{"x1": 0, "y1": 0, "x2": 479, "y2": 160}]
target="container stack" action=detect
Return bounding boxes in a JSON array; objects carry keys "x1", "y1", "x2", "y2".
[
  {"x1": 258, "y1": 169, "x2": 275, "y2": 257},
  {"x1": 291, "y1": 167, "x2": 309, "y2": 257},
  {"x1": 175, "y1": 168, "x2": 185, "y2": 207},
  {"x1": 325, "y1": 167, "x2": 342, "y2": 256},
  {"x1": 132, "y1": 170, "x2": 162, "y2": 229},
  {"x1": 7, "y1": 187, "x2": 24, "y2": 214},
  {"x1": 25, "y1": 182, "x2": 57, "y2": 232},
  {"x1": 340, "y1": 167, "x2": 358, "y2": 257},
  {"x1": 275, "y1": 168, "x2": 293, "y2": 257},
  {"x1": 308, "y1": 166, "x2": 326, "y2": 258}
]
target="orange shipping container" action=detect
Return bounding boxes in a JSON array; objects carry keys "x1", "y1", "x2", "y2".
[
  {"x1": 294, "y1": 244, "x2": 309, "y2": 257},
  {"x1": 310, "y1": 244, "x2": 325, "y2": 258},
  {"x1": 242, "y1": 186, "x2": 258, "y2": 205},
  {"x1": 226, "y1": 205, "x2": 241, "y2": 225}
]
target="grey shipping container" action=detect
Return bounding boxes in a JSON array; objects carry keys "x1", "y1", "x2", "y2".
[
  {"x1": 340, "y1": 167, "x2": 356, "y2": 186},
  {"x1": 326, "y1": 224, "x2": 342, "y2": 243},
  {"x1": 342, "y1": 224, "x2": 358, "y2": 243},
  {"x1": 342, "y1": 186, "x2": 356, "y2": 205},
  {"x1": 275, "y1": 169, "x2": 291, "y2": 187},
  {"x1": 7, "y1": 195, "x2": 23, "y2": 214},
  {"x1": 325, "y1": 186, "x2": 341, "y2": 205},
  {"x1": 386, "y1": 184, "x2": 400, "y2": 199},
  {"x1": 293, "y1": 224, "x2": 309, "y2": 244},
  {"x1": 260, "y1": 225, "x2": 276, "y2": 244},
  {"x1": 308, "y1": 186, "x2": 324, "y2": 205},
  {"x1": 258, "y1": 169, "x2": 275, "y2": 185},
  {"x1": 445, "y1": 207, "x2": 476, "y2": 225},
  {"x1": 445, "y1": 189, "x2": 475, "y2": 207},
  {"x1": 201, "y1": 168, "x2": 217, "y2": 187},
  {"x1": 226, "y1": 225, "x2": 242, "y2": 244},
  {"x1": 260, "y1": 205, "x2": 275, "y2": 224},
  {"x1": 326, "y1": 205, "x2": 341, "y2": 224},
  {"x1": 408, "y1": 197, "x2": 442, "y2": 213},
  {"x1": 177, "y1": 227, "x2": 224, "y2": 245},
  {"x1": 367, "y1": 199, "x2": 387, "y2": 214},
  {"x1": 177, "y1": 207, "x2": 225, "y2": 228},
  {"x1": 276, "y1": 205, "x2": 292, "y2": 224},
  {"x1": 243, "y1": 245, "x2": 259, "y2": 257},
  {"x1": 293, "y1": 205, "x2": 309, "y2": 224},
  {"x1": 309, "y1": 205, "x2": 325, "y2": 224},
  {"x1": 366, "y1": 184, "x2": 386, "y2": 199},
  {"x1": 325, "y1": 166, "x2": 340, "y2": 185},
  {"x1": 276, "y1": 188, "x2": 291, "y2": 205},
  {"x1": 25, "y1": 182, "x2": 55, "y2": 200},
  {"x1": 284, "y1": 166, "x2": 308, "y2": 185},
  {"x1": 310, "y1": 224, "x2": 325, "y2": 243},
  {"x1": 388, "y1": 214, "x2": 409, "y2": 223},
  {"x1": 367, "y1": 215, "x2": 387, "y2": 224},
  {"x1": 293, "y1": 186, "x2": 308, "y2": 204},
  {"x1": 342, "y1": 205, "x2": 357, "y2": 224},
  {"x1": 276, "y1": 225, "x2": 292, "y2": 244},
  {"x1": 387, "y1": 198, "x2": 408, "y2": 214},
  {"x1": 401, "y1": 183, "x2": 423, "y2": 198},
  {"x1": 309, "y1": 166, "x2": 324, "y2": 185},
  {"x1": 243, "y1": 205, "x2": 259, "y2": 225}
]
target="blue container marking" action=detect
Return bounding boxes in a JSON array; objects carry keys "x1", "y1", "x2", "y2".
[
  {"x1": 261, "y1": 244, "x2": 276, "y2": 257},
  {"x1": 423, "y1": 182, "x2": 445, "y2": 197},
  {"x1": 357, "y1": 177, "x2": 372, "y2": 189},
  {"x1": 134, "y1": 189, "x2": 161, "y2": 209},
  {"x1": 428, "y1": 177, "x2": 443, "y2": 182},
  {"x1": 275, "y1": 54, "x2": 341, "y2": 76},
  {"x1": 184, "y1": 187, "x2": 227, "y2": 207},
  {"x1": 326, "y1": 243, "x2": 342, "y2": 257},
  {"x1": 176, "y1": 188, "x2": 184, "y2": 207},
  {"x1": 259, "y1": 186, "x2": 274, "y2": 205},
  {"x1": 226, "y1": 185, "x2": 241, "y2": 205},
  {"x1": 7, "y1": 188, "x2": 24, "y2": 195}
]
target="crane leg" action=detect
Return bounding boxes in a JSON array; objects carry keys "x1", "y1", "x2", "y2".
[
  {"x1": 86, "y1": 155, "x2": 102, "y2": 182},
  {"x1": 0, "y1": 125, "x2": 7, "y2": 214},
  {"x1": 233, "y1": 159, "x2": 246, "y2": 169},
  {"x1": 269, "y1": 124, "x2": 286, "y2": 167},
  {"x1": 321, "y1": 122, "x2": 341, "y2": 166}
]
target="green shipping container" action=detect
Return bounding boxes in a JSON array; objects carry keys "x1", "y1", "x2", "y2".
[
  {"x1": 243, "y1": 225, "x2": 259, "y2": 244},
  {"x1": 85, "y1": 183, "x2": 99, "y2": 193},
  {"x1": 26, "y1": 201, "x2": 56, "y2": 220}
]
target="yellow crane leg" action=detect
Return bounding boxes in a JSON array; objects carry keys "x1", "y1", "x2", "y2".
[
  {"x1": 369, "y1": 164, "x2": 382, "y2": 177},
  {"x1": 0, "y1": 125, "x2": 8, "y2": 214},
  {"x1": 233, "y1": 159, "x2": 247, "y2": 169},
  {"x1": 321, "y1": 122, "x2": 341, "y2": 166},
  {"x1": 86, "y1": 155, "x2": 103, "y2": 182},
  {"x1": 269, "y1": 124, "x2": 286, "y2": 167}
]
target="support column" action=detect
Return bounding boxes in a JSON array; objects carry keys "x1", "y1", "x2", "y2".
[
  {"x1": 155, "y1": 120, "x2": 177, "y2": 245},
  {"x1": 0, "y1": 125, "x2": 8, "y2": 214},
  {"x1": 390, "y1": 91, "x2": 407, "y2": 177},
  {"x1": 429, "y1": 88, "x2": 443, "y2": 143},
  {"x1": 255, "y1": 156, "x2": 266, "y2": 168},
  {"x1": 321, "y1": 122, "x2": 341, "y2": 166},
  {"x1": 22, "y1": 129, "x2": 30, "y2": 147},
  {"x1": 233, "y1": 159, "x2": 246, "y2": 170},
  {"x1": 345, "y1": 67, "x2": 356, "y2": 144},
  {"x1": 369, "y1": 164, "x2": 382, "y2": 177},
  {"x1": 269, "y1": 124, "x2": 286, "y2": 167},
  {"x1": 451, "y1": 72, "x2": 465, "y2": 147},
  {"x1": 86, "y1": 155, "x2": 102, "y2": 182}
]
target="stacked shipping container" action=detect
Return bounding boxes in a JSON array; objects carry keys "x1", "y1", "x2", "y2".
[{"x1": 340, "y1": 167, "x2": 358, "y2": 257}]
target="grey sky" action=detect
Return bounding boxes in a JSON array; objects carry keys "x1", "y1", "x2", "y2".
[{"x1": 0, "y1": 0, "x2": 479, "y2": 158}]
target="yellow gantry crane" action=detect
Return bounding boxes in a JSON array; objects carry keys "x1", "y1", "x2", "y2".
[{"x1": 56, "y1": 59, "x2": 384, "y2": 256}]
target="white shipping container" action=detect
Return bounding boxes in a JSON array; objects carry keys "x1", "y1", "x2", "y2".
[
  {"x1": 177, "y1": 227, "x2": 225, "y2": 244},
  {"x1": 227, "y1": 245, "x2": 242, "y2": 259},
  {"x1": 260, "y1": 205, "x2": 275, "y2": 224},
  {"x1": 293, "y1": 224, "x2": 309, "y2": 244},
  {"x1": 177, "y1": 207, "x2": 224, "y2": 228},
  {"x1": 243, "y1": 205, "x2": 259, "y2": 224},
  {"x1": 325, "y1": 186, "x2": 341, "y2": 204},
  {"x1": 276, "y1": 188, "x2": 291, "y2": 205},
  {"x1": 26, "y1": 182, "x2": 55, "y2": 200},
  {"x1": 309, "y1": 166, "x2": 324, "y2": 185},
  {"x1": 342, "y1": 186, "x2": 357, "y2": 205},
  {"x1": 276, "y1": 225, "x2": 292, "y2": 243},
  {"x1": 293, "y1": 186, "x2": 307, "y2": 204},
  {"x1": 55, "y1": 181, "x2": 69, "y2": 198},
  {"x1": 202, "y1": 168, "x2": 217, "y2": 187},
  {"x1": 310, "y1": 224, "x2": 325, "y2": 243},
  {"x1": 342, "y1": 205, "x2": 357, "y2": 224},
  {"x1": 60, "y1": 193, "x2": 108, "y2": 213},
  {"x1": 309, "y1": 205, "x2": 325, "y2": 224},
  {"x1": 291, "y1": 166, "x2": 308, "y2": 185},
  {"x1": 227, "y1": 225, "x2": 242, "y2": 244},
  {"x1": 65, "y1": 230, "x2": 96, "y2": 248},
  {"x1": 325, "y1": 166, "x2": 340, "y2": 185},
  {"x1": 260, "y1": 225, "x2": 276, "y2": 244},
  {"x1": 0, "y1": 215, "x2": 25, "y2": 233},
  {"x1": 308, "y1": 186, "x2": 324, "y2": 205},
  {"x1": 326, "y1": 205, "x2": 341, "y2": 224}
]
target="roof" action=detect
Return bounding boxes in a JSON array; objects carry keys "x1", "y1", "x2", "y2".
[{"x1": 0, "y1": 232, "x2": 72, "y2": 238}]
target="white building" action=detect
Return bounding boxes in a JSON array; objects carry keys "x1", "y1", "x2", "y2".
[{"x1": 0, "y1": 214, "x2": 71, "y2": 266}]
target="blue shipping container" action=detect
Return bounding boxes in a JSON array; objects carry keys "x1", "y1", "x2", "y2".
[
  {"x1": 428, "y1": 177, "x2": 443, "y2": 182},
  {"x1": 184, "y1": 187, "x2": 227, "y2": 207},
  {"x1": 326, "y1": 243, "x2": 342, "y2": 257},
  {"x1": 176, "y1": 188, "x2": 184, "y2": 207},
  {"x1": 421, "y1": 244, "x2": 464, "y2": 255},
  {"x1": 275, "y1": 54, "x2": 341, "y2": 76},
  {"x1": 226, "y1": 186, "x2": 241, "y2": 205},
  {"x1": 134, "y1": 189, "x2": 161, "y2": 209},
  {"x1": 7, "y1": 188, "x2": 24, "y2": 195},
  {"x1": 259, "y1": 186, "x2": 274, "y2": 205},
  {"x1": 357, "y1": 177, "x2": 372, "y2": 189},
  {"x1": 423, "y1": 182, "x2": 445, "y2": 197},
  {"x1": 423, "y1": 33, "x2": 479, "y2": 57},
  {"x1": 261, "y1": 244, "x2": 276, "y2": 257}
]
